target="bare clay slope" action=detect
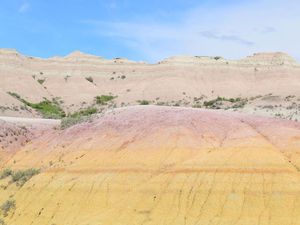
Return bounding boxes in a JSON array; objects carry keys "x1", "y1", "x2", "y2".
[
  {"x1": 0, "y1": 106, "x2": 300, "y2": 225},
  {"x1": 1, "y1": 49, "x2": 300, "y2": 120}
]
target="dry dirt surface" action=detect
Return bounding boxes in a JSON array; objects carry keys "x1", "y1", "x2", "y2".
[
  {"x1": 0, "y1": 116, "x2": 59, "y2": 163},
  {"x1": 0, "y1": 106, "x2": 299, "y2": 225},
  {"x1": 1, "y1": 49, "x2": 300, "y2": 120},
  {"x1": 0, "y1": 119, "x2": 31, "y2": 153}
]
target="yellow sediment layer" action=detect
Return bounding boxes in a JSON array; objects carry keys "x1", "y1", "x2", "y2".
[
  {"x1": 0, "y1": 139, "x2": 300, "y2": 225},
  {"x1": 1, "y1": 107, "x2": 300, "y2": 225}
]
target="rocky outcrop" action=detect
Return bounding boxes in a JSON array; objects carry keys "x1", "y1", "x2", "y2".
[
  {"x1": 159, "y1": 52, "x2": 299, "y2": 66},
  {"x1": 239, "y1": 52, "x2": 298, "y2": 66},
  {"x1": 0, "y1": 48, "x2": 298, "y2": 66},
  {"x1": 159, "y1": 55, "x2": 229, "y2": 64}
]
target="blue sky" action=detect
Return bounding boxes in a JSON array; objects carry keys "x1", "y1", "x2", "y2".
[{"x1": 0, "y1": 0, "x2": 299, "y2": 62}]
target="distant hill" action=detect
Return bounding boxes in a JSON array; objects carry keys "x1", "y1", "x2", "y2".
[{"x1": 0, "y1": 49, "x2": 300, "y2": 121}]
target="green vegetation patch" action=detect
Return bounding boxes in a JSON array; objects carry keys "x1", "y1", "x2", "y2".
[
  {"x1": 11, "y1": 168, "x2": 40, "y2": 187},
  {"x1": 27, "y1": 100, "x2": 65, "y2": 118},
  {"x1": 0, "y1": 169, "x2": 12, "y2": 180},
  {"x1": 61, "y1": 107, "x2": 98, "y2": 129},
  {"x1": 1, "y1": 200, "x2": 15, "y2": 217},
  {"x1": 203, "y1": 97, "x2": 248, "y2": 109},
  {"x1": 95, "y1": 95, "x2": 116, "y2": 105},
  {"x1": 0, "y1": 168, "x2": 40, "y2": 187},
  {"x1": 7, "y1": 92, "x2": 65, "y2": 118},
  {"x1": 7, "y1": 92, "x2": 21, "y2": 99},
  {"x1": 192, "y1": 104, "x2": 202, "y2": 108},
  {"x1": 68, "y1": 107, "x2": 97, "y2": 118},
  {"x1": 137, "y1": 100, "x2": 150, "y2": 105}
]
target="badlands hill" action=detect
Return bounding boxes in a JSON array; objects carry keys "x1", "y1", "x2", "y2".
[
  {"x1": 0, "y1": 49, "x2": 300, "y2": 120},
  {"x1": 0, "y1": 106, "x2": 300, "y2": 225},
  {"x1": 0, "y1": 49, "x2": 300, "y2": 225}
]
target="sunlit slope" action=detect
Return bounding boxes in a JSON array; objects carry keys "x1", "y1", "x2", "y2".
[
  {"x1": 1, "y1": 49, "x2": 300, "y2": 119},
  {"x1": 1, "y1": 106, "x2": 300, "y2": 225}
]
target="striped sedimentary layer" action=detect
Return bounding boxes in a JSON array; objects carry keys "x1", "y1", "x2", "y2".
[{"x1": 1, "y1": 106, "x2": 300, "y2": 225}]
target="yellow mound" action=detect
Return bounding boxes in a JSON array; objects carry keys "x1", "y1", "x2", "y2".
[{"x1": 0, "y1": 106, "x2": 300, "y2": 225}]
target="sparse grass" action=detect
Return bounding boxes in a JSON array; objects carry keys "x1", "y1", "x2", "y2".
[
  {"x1": 61, "y1": 107, "x2": 98, "y2": 129},
  {"x1": 203, "y1": 98, "x2": 222, "y2": 109},
  {"x1": 137, "y1": 100, "x2": 150, "y2": 105},
  {"x1": 249, "y1": 95, "x2": 262, "y2": 101},
  {"x1": 60, "y1": 116, "x2": 88, "y2": 129},
  {"x1": 192, "y1": 104, "x2": 202, "y2": 108},
  {"x1": 231, "y1": 100, "x2": 247, "y2": 109},
  {"x1": 0, "y1": 169, "x2": 12, "y2": 180},
  {"x1": 193, "y1": 96, "x2": 205, "y2": 102},
  {"x1": 203, "y1": 96, "x2": 247, "y2": 109},
  {"x1": 0, "y1": 218, "x2": 5, "y2": 225},
  {"x1": 156, "y1": 102, "x2": 167, "y2": 106},
  {"x1": 7, "y1": 92, "x2": 65, "y2": 119},
  {"x1": 95, "y1": 95, "x2": 116, "y2": 105},
  {"x1": 68, "y1": 107, "x2": 97, "y2": 118},
  {"x1": 7, "y1": 92, "x2": 21, "y2": 99},
  {"x1": 0, "y1": 168, "x2": 41, "y2": 187},
  {"x1": 27, "y1": 100, "x2": 65, "y2": 119},
  {"x1": 11, "y1": 168, "x2": 40, "y2": 187},
  {"x1": 1, "y1": 200, "x2": 15, "y2": 217}
]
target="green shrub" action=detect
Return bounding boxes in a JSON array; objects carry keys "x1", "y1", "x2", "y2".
[
  {"x1": 203, "y1": 96, "x2": 247, "y2": 109},
  {"x1": 228, "y1": 97, "x2": 242, "y2": 103},
  {"x1": 7, "y1": 92, "x2": 65, "y2": 119},
  {"x1": 193, "y1": 104, "x2": 202, "y2": 108},
  {"x1": 7, "y1": 92, "x2": 21, "y2": 99},
  {"x1": 27, "y1": 100, "x2": 66, "y2": 118},
  {"x1": 69, "y1": 107, "x2": 97, "y2": 118},
  {"x1": 95, "y1": 95, "x2": 115, "y2": 105},
  {"x1": 137, "y1": 100, "x2": 150, "y2": 105},
  {"x1": 37, "y1": 79, "x2": 45, "y2": 85},
  {"x1": 1, "y1": 199, "x2": 15, "y2": 217},
  {"x1": 61, "y1": 107, "x2": 98, "y2": 129},
  {"x1": 11, "y1": 168, "x2": 40, "y2": 187},
  {"x1": 203, "y1": 97, "x2": 224, "y2": 109},
  {"x1": 203, "y1": 99, "x2": 219, "y2": 108},
  {"x1": 0, "y1": 169, "x2": 12, "y2": 180}
]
